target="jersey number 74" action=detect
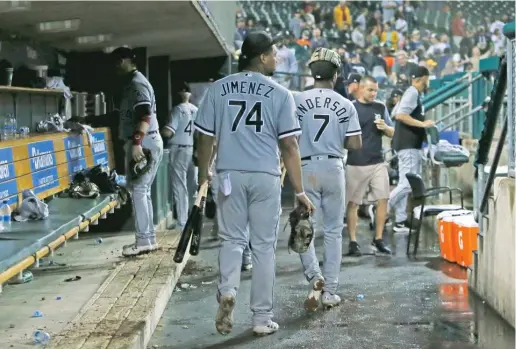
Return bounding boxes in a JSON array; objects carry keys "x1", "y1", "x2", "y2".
[{"x1": 228, "y1": 100, "x2": 263, "y2": 133}]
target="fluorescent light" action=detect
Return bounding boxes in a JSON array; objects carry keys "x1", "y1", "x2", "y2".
[
  {"x1": 0, "y1": 1, "x2": 31, "y2": 13},
  {"x1": 76, "y1": 34, "x2": 112, "y2": 45},
  {"x1": 38, "y1": 19, "x2": 80, "y2": 33}
]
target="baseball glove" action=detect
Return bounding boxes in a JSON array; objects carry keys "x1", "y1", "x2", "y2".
[
  {"x1": 287, "y1": 205, "x2": 314, "y2": 254},
  {"x1": 129, "y1": 148, "x2": 153, "y2": 181}
]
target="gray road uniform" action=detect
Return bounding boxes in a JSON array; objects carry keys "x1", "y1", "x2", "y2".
[
  {"x1": 119, "y1": 70, "x2": 164, "y2": 247},
  {"x1": 164, "y1": 102, "x2": 197, "y2": 229},
  {"x1": 294, "y1": 88, "x2": 361, "y2": 295},
  {"x1": 194, "y1": 71, "x2": 300, "y2": 327}
]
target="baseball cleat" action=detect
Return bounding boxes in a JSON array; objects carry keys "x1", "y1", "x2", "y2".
[
  {"x1": 253, "y1": 320, "x2": 279, "y2": 336},
  {"x1": 122, "y1": 243, "x2": 158, "y2": 257},
  {"x1": 322, "y1": 292, "x2": 342, "y2": 309},
  {"x1": 215, "y1": 295, "x2": 235, "y2": 335},
  {"x1": 304, "y1": 278, "x2": 324, "y2": 312}
]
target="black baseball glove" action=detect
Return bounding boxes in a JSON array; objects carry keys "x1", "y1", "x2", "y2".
[
  {"x1": 287, "y1": 205, "x2": 314, "y2": 253},
  {"x1": 129, "y1": 148, "x2": 153, "y2": 181}
]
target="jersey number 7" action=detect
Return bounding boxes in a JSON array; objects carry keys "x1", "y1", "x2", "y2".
[
  {"x1": 228, "y1": 100, "x2": 263, "y2": 133},
  {"x1": 313, "y1": 114, "x2": 329, "y2": 142}
]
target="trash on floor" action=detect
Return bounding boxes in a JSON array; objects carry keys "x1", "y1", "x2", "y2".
[
  {"x1": 64, "y1": 276, "x2": 81, "y2": 282},
  {"x1": 8, "y1": 270, "x2": 33, "y2": 285},
  {"x1": 32, "y1": 311, "x2": 44, "y2": 318},
  {"x1": 33, "y1": 330, "x2": 50, "y2": 344}
]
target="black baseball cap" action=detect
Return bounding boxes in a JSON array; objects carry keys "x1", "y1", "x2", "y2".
[
  {"x1": 110, "y1": 47, "x2": 135, "y2": 61},
  {"x1": 391, "y1": 88, "x2": 404, "y2": 98},
  {"x1": 238, "y1": 31, "x2": 274, "y2": 71},
  {"x1": 178, "y1": 81, "x2": 190, "y2": 93},
  {"x1": 345, "y1": 73, "x2": 362, "y2": 84},
  {"x1": 411, "y1": 66, "x2": 430, "y2": 79}
]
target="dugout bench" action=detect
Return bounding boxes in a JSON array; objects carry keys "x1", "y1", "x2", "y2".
[{"x1": 0, "y1": 127, "x2": 121, "y2": 292}]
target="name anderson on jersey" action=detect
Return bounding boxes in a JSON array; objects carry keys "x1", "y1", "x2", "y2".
[
  {"x1": 220, "y1": 80, "x2": 274, "y2": 98},
  {"x1": 296, "y1": 96, "x2": 349, "y2": 121}
]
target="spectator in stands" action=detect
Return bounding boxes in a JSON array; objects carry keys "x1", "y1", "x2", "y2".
[
  {"x1": 459, "y1": 29, "x2": 475, "y2": 58},
  {"x1": 403, "y1": 0, "x2": 417, "y2": 30},
  {"x1": 288, "y1": 32, "x2": 311, "y2": 90},
  {"x1": 370, "y1": 46, "x2": 389, "y2": 85},
  {"x1": 369, "y1": 26, "x2": 381, "y2": 46},
  {"x1": 337, "y1": 46, "x2": 352, "y2": 77},
  {"x1": 273, "y1": 33, "x2": 298, "y2": 89},
  {"x1": 388, "y1": 66, "x2": 434, "y2": 233},
  {"x1": 369, "y1": 9, "x2": 383, "y2": 36},
  {"x1": 303, "y1": 5, "x2": 316, "y2": 27},
  {"x1": 381, "y1": 0, "x2": 398, "y2": 24},
  {"x1": 381, "y1": 22, "x2": 399, "y2": 49},
  {"x1": 390, "y1": 50, "x2": 417, "y2": 86},
  {"x1": 489, "y1": 15, "x2": 508, "y2": 34},
  {"x1": 351, "y1": 23, "x2": 366, "y2": 49},
  {"x1": 424, "y1": 59, "x2": 438, "y2": 80},
  {"x1": 289, "y1": 10, "x2": 304, "y2": 39},
  {"x1": 349, "y1": 53, "x2": 368, "y2": 76},
  {"x1": 297, "y1": 30, "x2": 311, "y2": 47},
  {"x1": 407, "y1": 30, "x2": 422, "y2": 53},
  {"x1": 234, "y1": 17, "x2": 248, "y2": 49},
  {"x1": 339, "y1": 23, "x2": 354, "y2": 50},
  {"x1": 394, "y1": 11, "x2": 409, "y2": 45},
  {"x1": 469, "y1": 46, "x2": 491, "y2": 72},
  {"x1": 475, "y1": 26, "x2": 491, "y2": 55},
  {"x1": 356, "y1": 7, "x2": 368, "y2": 31},
  {"x1": 334, "y1": 1, "x2": 352, "y2": 30},
  {"x1": 383, "y1": 47, "x2": 396, "y2": 74},
  {"x1": 491, "y1": 28, "x2": 505, "y2": 56},
  {"x1": 310, "y1": 27, "x2": 328, "y2": 50},
  {"x1": 451, "y1": 11, "x2": 466, "y2": 49},
  {"x1": 425, "y1": 33, "x2": 441, "y2": 57}
]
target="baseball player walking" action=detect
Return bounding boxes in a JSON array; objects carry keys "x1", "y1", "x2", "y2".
[
  {"x1": 389, "y1": 67, "x2": 434, "y2": 232},
  {"x1": 161, "y1": 82, "x2": 197, "y2": 232},
  {"x1": 194, "y1": 32, "x2": 314, "y2": 336},
  {"x1": 110, "y1": 47, "x2": 164, "y2": 257},
  {"x1": 346, "y1": 76, "x2": 394, "y2": 256},
  {"x1": 295, "y1": 48, "x2": 362, "y2": 311}
]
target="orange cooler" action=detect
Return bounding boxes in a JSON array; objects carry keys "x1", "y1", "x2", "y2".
[
  {"x1": 453, "y1": 215, "x2": 479, "y2": 267},
  {"x1": 437, "y1": 213, "x2": 456, "y2": 262}
]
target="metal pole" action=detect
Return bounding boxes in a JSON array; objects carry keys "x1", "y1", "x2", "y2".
[
  {"x1": 441, "y1": 106, "x2": 484, "y2": 131},
  {"x1": 480, "y1": 115, "x2": 508, "y2": 214},
  {"x1": 507, "y1": 38, "x2": 515, "y2": 177},
  {"x1": 436, "y1": 102, "x2": 471, "y2": 124}
]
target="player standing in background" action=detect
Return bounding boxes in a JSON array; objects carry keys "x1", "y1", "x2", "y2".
[
  {"x1": 161, "y1": 82, "x2": 197, "y2": 232},
  {"x1": 111, "y1": 47, "x2": 164, "y2": 257},
  {"x1": 295, "y1": 48, "x2": 362, "y2": 311},
  {"x1": 194, "y1": 31, "x2": 314, "y2": 336},
  {"x1": 346, "y1": 76, "x2": 394, "y2": 257}
]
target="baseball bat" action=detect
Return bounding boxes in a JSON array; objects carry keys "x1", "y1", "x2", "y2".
[
  {"x1": 173, "y1": 182, "x2": 209, "y2": 263},
  {"x1": 189, "y1": 182, "x2": 209, "y2": 256}
]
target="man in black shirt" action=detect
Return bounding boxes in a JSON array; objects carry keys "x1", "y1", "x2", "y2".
[
  {"x1": 388, "y1": 67, "x2": 434, "y2": 232},
  {"x1": 346, "y1": 76, "x2": 394, "y2": 256}
]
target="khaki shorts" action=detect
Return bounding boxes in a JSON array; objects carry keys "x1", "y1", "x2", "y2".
[{"x1": 346, "y1": 163, "x2": 390, "y2": 204}]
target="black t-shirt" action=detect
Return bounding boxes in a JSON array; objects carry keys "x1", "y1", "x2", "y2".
[
  {"x1": 347, "y1": 100, "x2": 389, "y2": 166},
  {"x1": 391, "y1": 86, "x2": 426, "y2": 151}
]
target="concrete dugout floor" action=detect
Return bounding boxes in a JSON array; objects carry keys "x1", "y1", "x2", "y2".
[{"x1": 150, "y1": 204, "x2": 515, "y2": 349}]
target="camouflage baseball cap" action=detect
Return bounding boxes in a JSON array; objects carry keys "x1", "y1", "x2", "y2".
[{"x1": 308, "y1": 47, "x2": 341, "y2": 69}]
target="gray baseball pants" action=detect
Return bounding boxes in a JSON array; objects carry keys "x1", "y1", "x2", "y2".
[
  {"x1": 169, "y1": 145, "x2": 193, "y2": 228},
  {"x1": 216, "y1": 171, "x2": 281, "y2": 326},
  {"x1": 124, "y1": 134, "x2": 164, "y2": 247},
  {"x1": 388, "y1": 149, "x2": 422, "y2": 223},
  {"x1": 299, "y1": 157, "x2": 345, "y2": 294},
  {"x1": 211, "y1": 168, "x2": 252, "y2": 265}
]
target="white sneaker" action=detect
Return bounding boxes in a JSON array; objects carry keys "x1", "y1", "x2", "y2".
[
  {"x1": 253, "y1": 320, "x2": 279, "y2": 336},
  {"x1": 321, "y1": 292, "x2": 341, "y2": 308},
  {"x1": 122, "y1": 243, "x2": 158, "y2": 257},
  {"x1": 122, "y1": 242, "x2": 158, "y2": 250},
  {"x1": 304, "y1": 278, "x2": 324, "y2": 312},
  {"x1": 215, "y1": 295, "x2": 235, "y2": 335}
]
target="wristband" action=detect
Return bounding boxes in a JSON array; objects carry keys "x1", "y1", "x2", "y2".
[
  {"x1": 295, "y1": 192, "x2": 305, "y2": 197},
  {"x1": 132, "y1": 130, "x2": 145, "y2": 146}
]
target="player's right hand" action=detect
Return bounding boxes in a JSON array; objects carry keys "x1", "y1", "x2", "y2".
[
  {"x1": 423, "y1": 120, "x2": 435, "y2": 128},
  {"x1": 296, "y1": 193, "x2": 315, "y2": 215}
]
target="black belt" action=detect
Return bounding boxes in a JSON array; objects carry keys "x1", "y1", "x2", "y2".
[
  {"x1": 127, "y1": 130, "x2": 158, "y2": 140},
  {"x1": 301, "y1": 155, "x2": 341, "y2": 161},
  {"x1": 176, "y1": 144, "x2": 193, "y2": 148}
]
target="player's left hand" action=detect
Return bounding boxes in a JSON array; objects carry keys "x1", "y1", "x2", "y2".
[
  {"x1": 374, "y1": 119, "x2": 388, "y2": 131},
  {"x1": 132, "y1": 145, "x2": 145, "y2": 162}
]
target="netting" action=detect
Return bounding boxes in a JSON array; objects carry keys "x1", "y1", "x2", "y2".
[{"x1": 508, "y1": 38, "x2": 515, "y2": 177}]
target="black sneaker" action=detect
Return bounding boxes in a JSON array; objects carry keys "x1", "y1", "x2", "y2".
[
  {"x1": 372, "y1": 238, "x2": 392, "y2": 254},
  {"x1": 393, "y1": 220, "x2": 411, "y2": 232},
  {"x1": 347, "y1": 241, "x2": 362, "y2": 256}
]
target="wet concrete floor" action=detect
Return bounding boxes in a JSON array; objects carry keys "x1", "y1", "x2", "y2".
[{"x1": 150, "y1": 206, "x2": 515, "y2": 349}]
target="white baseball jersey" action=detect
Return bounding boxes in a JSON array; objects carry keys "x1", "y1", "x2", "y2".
[
  {"x1": 294, "y1": 88, "x2": 361, "y2": 158},
  {"x1": 194, "y1": 72, "x2": 301, "y2": 176},
  {"x1": 164, "y1": 102, "x2": 198, "y2": 146}
]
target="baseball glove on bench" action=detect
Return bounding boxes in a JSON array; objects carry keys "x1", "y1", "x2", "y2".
[{"x1": 287, "y1": 205, "x2": 314, "y2": 254}]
